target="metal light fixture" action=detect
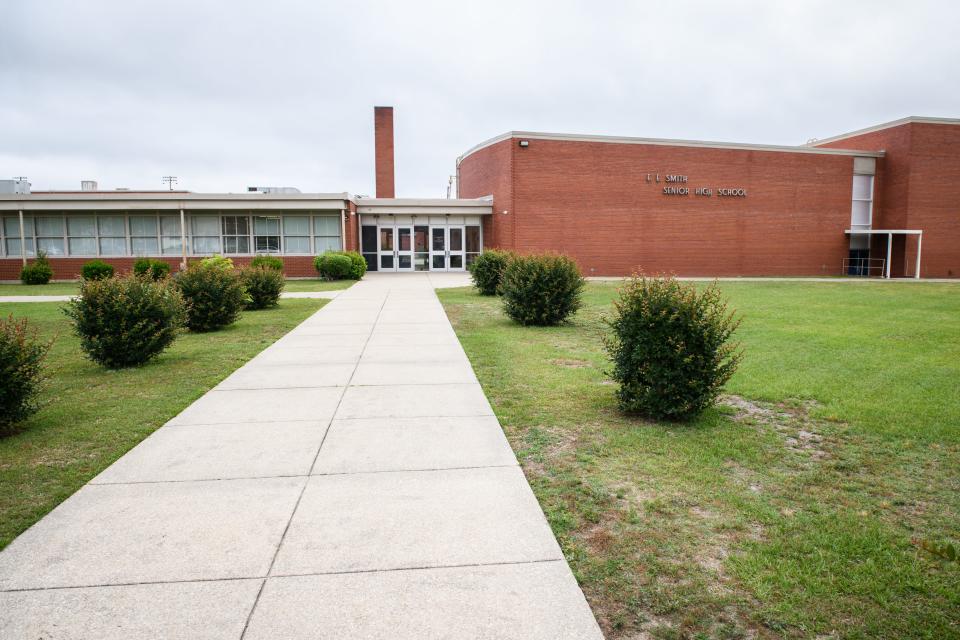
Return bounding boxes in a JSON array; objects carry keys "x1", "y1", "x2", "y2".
[{"x1": 518, "y1": 140, "x2": 529, "y2": 148}]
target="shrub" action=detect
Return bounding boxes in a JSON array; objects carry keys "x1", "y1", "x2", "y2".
[
  {"x1": 199, "y1": 254, "x2": 234, "y2": 272},
  {"x1": 133, "y1": 258, "x2": 171, "y2": 281},
  {"x1": 313, "y1": 250, "x2": 365, "y2": 280},
  {"x1": 500, "y1": 253, "x2": 585, "y2": 326},
  {"x1": 175, "y1": 262, "x2": 247, "y2": 332},
  {"x1": 604, "y1": 275, "x2": 742, "y2": 421},
  {"x1": 80, "y1": 259, "x2": 115, "y2": 281},
  {"x1": 20, "y1": 251, "x2": 54, "y2": 285},
  {"x1": 0, "y1": 315, "x2": 50, "y2": 433},
  {"x1": 469, "y1": 249, "x2": 514, "y2": 295},
  {"x1": 63, "y1": 275, "x2": 186, "y2": 369},
  {"x1": 314, "y1": 253, "x2": 354, "y2": 280},
  {"x1": 250, "y1": 254, "x2": 284, "y2": 272},
  {"x1": 240, "y1": 266, "x2": 284, "y2": 310}
]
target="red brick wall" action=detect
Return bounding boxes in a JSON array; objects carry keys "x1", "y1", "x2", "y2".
[
  {"x1": 374, "y1": 107, "x2": 395, "y2": 198},
  {"x1": 459, "y1": 137, "x2": 860, "y2": 277},
  {"x1": 344, "y1": 201, "x2": 359, "y2": 252},
  {"x1": 815, "y1": 121, "x2": 960, "y2": 278},
  {"x1": 1, "y1": 255, "x2": 322, "y2": 280}
]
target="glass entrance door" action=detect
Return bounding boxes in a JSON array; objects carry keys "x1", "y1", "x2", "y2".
[
  {"x1": 447, "y1": 226, "x2": 465, "y2": 271},
  {"x1": 378, "y1": 226, "x2": 395, "y2": 271},
  {"x1": 396, "y1": 226, "x2": 414, "y2": 272},
  {"x1": 430, "y1": 227, "x2": 447, "y2": 270}
]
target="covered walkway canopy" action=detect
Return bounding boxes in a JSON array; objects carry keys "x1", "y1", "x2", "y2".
[{"x1": 845, "y1": 229, "x2": 923, "y2": 279}]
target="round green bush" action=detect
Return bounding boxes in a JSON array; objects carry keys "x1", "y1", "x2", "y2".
[
  {"x1": 133, "y1": 258, "x2": 171, "y2": 280},
  {"x1": 240, "y1": 266, "x2": 284, "y2": 310},
  {"x1": 250, "y1": 255, "x2": 284, "y2": 272},
  {"x1": 80, "y1": 259, "x2": 115, "y2": 281},
  {"x1": 20, "y1": 251, "x2": 53, "y2": 285},
  {"x1": 340, "y1": 251, "x2": 367, "y2": 280},
  {"x1": 469, "y1": 249, "x2": 514, "y2": 295},
  {"x1": 175, "y1": 262, "x2": 247, "y2": 332},
  {"x1": 199, "y1": 254, "x2": 234, "y2": 271},
  {"x1": 63, "y1": 275, "x2": 186, "y2": 369},
  {"x1": 604, "y1": 275, "x2": 742, "y2": 421},
  {"x1": 500, "y1": 253, "x2": 585, "y2": 326},
  {"x1": 314, "y1": 253, "x2": 354, "y2": 280},
  {"x1": 0, "y1": 315, "x2": 50, "y2": 433}
]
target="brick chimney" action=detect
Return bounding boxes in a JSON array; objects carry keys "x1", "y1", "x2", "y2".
[{"x1": 374, "y1": 106, "x2": 395, "y2": 198}]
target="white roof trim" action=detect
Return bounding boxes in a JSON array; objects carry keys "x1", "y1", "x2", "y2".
[
  {"x1": 356, "y1": 197, "x2": 493, "y2": 215},
  {"x1": 458, "y1": 130, "x2": 885, "y2": 163},
  {"x1": 0, "y1": 192, "x2": 353, "y2": 212},
  {"x1": 845, "y1": 229, "x2": 923, "y2": 235},
  {"x1": 810, "y1": 116, "x2": 960, "y2": 147}
]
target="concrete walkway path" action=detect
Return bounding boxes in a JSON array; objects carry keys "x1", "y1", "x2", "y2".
[{"x1": 0, "y1": 272, "x2": 602, "y2": 639}]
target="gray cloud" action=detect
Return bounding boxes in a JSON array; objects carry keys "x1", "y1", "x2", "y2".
[{"x1": 2, "y1": 0, "x2": 957, "y2": 195}]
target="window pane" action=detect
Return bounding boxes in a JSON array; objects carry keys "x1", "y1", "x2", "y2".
[
  {"x1": 6, "y1": 238, "x2": 34, "y2": 256},
  {"x1": 66, "y1": 216, "x2": 94, "y2": 237},
  {"x1": 98, "y1": 215, "x2": 126, "y2": 236},
  {"x1": 466, "y1": 226, "x2": 481, "y2": 253},
  {"x1": 284, "y1": 236, "x2": 310, "y2": 254},
  {"x1": 254, "y1": 217, "x2": 280, "y2": 235},
  {"x1": 39, "y1": 237, "x2": 67, "y2": 255},
  {"x1": 222, "y1": 215, "x2": 249, "y2": 235},
  {"x1": 99, "y1": 237, "x2": 127, "y2": 255},
  {"x1": 432, "y1": 228, "x2": 445, "y2": 251},
  {"x1": 161, "y1": 236, "x2": 183, "y2": 255},
  {"x1": 315, "y1": 236, "x2": 341, "y2": 252},
  {"x1": 255, "y1": 236, "x2": 280, "y2": 252},
  {"x1": 65, "y1": 237, "x2": 93, "y2": 255},
  {"x1": 160, "y1": 215, "x2": 183, "y2": 236},
  {"x1": 132, "y1": 237, "x2": 159, "y2": 255},
  {"x1": 851, "y1": 200, "x2": 871, "y2": 226},
  {"x1": 852, "y1": 175, "x2": 873, "y2": 200},
  {"x1": 39, "y1": 216, "x2": 67, "y2": 236},
  {"x1": 224, "y1": 236, "x2": 250, "y2": 254},
  {"x1": 130, "y1": 216, "x2": 158, "y2": 236},
  {"x1": 191, "y1": 215, "x2": 220, "y2": 236},
  {"x1": 313, "y1": 216, "x2": 339, "y2": 236},
  {"x1": 283, "y1": 216, "x2": 310, "y2": 235},
  {"x1": 4, "y1": 217, "x2": 33, "y2": 236},
  {"x1": 193, "y1": 236, "x2": 221, "y2": 254}
]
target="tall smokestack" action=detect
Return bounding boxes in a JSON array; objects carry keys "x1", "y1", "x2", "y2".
[{"x1": 374, "y1": 106, "x2": 395, "y2": 198}]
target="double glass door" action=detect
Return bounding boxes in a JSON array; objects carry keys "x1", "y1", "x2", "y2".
[
  {"x1": 430, "y1": 226, "x2": 465, "y2": 271},
  {"x1": 378, "y1": 225, "x2": 431, "y2": 272}
]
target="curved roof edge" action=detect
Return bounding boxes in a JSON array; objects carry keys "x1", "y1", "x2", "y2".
[
  {"x1": 457, "y1": 130, "x2": 885, "y2": 164},
  {"x1": 807, "y1": 116, "x2": 960, "y2": 147}
]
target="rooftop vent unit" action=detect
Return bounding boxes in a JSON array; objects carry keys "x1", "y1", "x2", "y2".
[
  {"x1": 81, "y1": 180, "x2": 98, "y2": 191},
  {"x1": 0, "y1": 179, "x2": 31, "y2": 194},
  {"x1": 247, "y1": 186, "x2": 302, "y2": 194}
]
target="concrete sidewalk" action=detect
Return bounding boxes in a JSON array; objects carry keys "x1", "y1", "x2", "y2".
[{"x1": 0, "y1": 272, "x2": 601, "y2": 639}]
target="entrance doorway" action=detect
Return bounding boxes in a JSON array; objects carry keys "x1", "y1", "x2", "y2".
[
  {"x1": 360, "y1": 217, "x2": 482, "y2": 272},
  {"x1": 430, "y1": 225, "x2": 466, "y2": 271}
]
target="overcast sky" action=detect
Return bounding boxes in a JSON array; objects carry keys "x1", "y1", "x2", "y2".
[{"x1": 2, "y1": 0, "x2": 958, "y2": 196}]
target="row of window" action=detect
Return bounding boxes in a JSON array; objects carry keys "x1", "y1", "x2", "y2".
[{"x1": 0, "y1": 212, "x2": 342, "y2": 257}]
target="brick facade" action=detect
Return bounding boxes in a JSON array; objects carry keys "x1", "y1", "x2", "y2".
[{"x1": 458, "y1": 123, "x2": 959, "y2": 278}]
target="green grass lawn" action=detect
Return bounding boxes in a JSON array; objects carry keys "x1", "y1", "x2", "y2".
[
  {"x1": 0, "y1": 279, "x2": 353, "y2": 297},
  {"x1": 438, "y1": 282, "x2": 960, "y2": 639},
  {"x1": 0, "y1": 298, "x2": 326, "y2": 549}
]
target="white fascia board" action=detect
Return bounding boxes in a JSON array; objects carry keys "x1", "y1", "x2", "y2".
[
  {"x1": 355, "y1": 197, "x2": 493, "y2": 215},
  {"x1": 845, "y1": 229, "x2": 923, "y2": 235},
  {"x1": 0, "y1": 193, "x2": 352, "y2": 212},
  {"x1": 457, "y1": 131, "x2": 885, "y2": 163},
  {"x1": 810, "y1": 116, "x2": 960, "y2": 147}
]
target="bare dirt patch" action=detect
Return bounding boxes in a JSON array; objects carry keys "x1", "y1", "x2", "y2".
[
  {"x1": 721, "y1": 394, "x2": 832, "y2": 462},
  {"x1": 551, "y1": 358, "x2": 591, "y2": 368}
]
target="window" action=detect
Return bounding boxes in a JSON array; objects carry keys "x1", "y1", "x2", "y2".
[
  {"x1": 851, "y1": 174, "x2": 873, "y2": 229},
  {"x1": 160, "y1": 215, "x2": 185, "y2": 255},
  {"x1": 465, "y1": 225, "x2": 481, "y2": 267},
  {"x1": 254, "y1": 216, "x2": 280, "y2": 253},
  {"x1": 222, "y1": 215, "x2": 250, "y2": 254},
  {"x1": 313, "y1": 215, "x2": 341, "y2": 252},
  {"x1": 191, "y1": 215, "x2": 221, "y2": 254},
  {"x1": 283, "y1": 216, "x2": 311, "y2": 254},
  {"x1": 130, "y1": 216, "x2": 159, "y2": 255},
  {"x1": 38, "y1": 215, "x2": 67, "y2": 256},
  {"x1": 3, "y1": 216, "x2": 34, "y2": 257},
  {"x1": 98, "y1": 215, "x2": 127, "y2": 255}
]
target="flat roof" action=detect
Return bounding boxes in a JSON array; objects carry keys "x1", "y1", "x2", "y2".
[
  {"x1": 355, "y1": 197, "x2": 493, "y2": 215},
  {"x1": 458, "y1": 130, "x2": 886, "y2": 163},
  {"x1": 809, "y1": 116, "x2": 960, "y2": 147}
]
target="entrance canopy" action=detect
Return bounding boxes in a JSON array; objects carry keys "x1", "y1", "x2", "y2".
[{"x1": 845, "y1": 229, "x2": 923, "y2": 279}]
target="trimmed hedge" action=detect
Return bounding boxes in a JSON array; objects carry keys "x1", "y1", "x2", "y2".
[
  {"x1": 604, "y1": 274, "x2": 742, "y2": 420},
  {"x1": 175, "y1": 262, "x2": 247, "y2": 332},
  {"x1": 80, "y1": 260, "x2": 115, "y2": 281},
  {"x1": 241, "y1": 266, "x2": 284, "y2": 309},
  {"x1": 500, "y1": 253, "x2": 585, "y2": 326},
  {"x1": 20, "y1": 251, "x2": 53, "y2": 285},
  {"x1": 63, "y1": 275, "x2": 186, "y2": 369},
  {"x1": 133, "y1": 258, "x2": 171, "y2": 280},
  {"x1": 469, "y1": 249, "x2": 514, "y2": 295},
  {"x1": 250, "y1": 255, "x2": 284, "y2": 272},
  {"x1": 314, "y1": 251, "x2": 366, "y2": 280},
  {"x1": 0, "y1": 315, "x2": 50, "y2": 433}
]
